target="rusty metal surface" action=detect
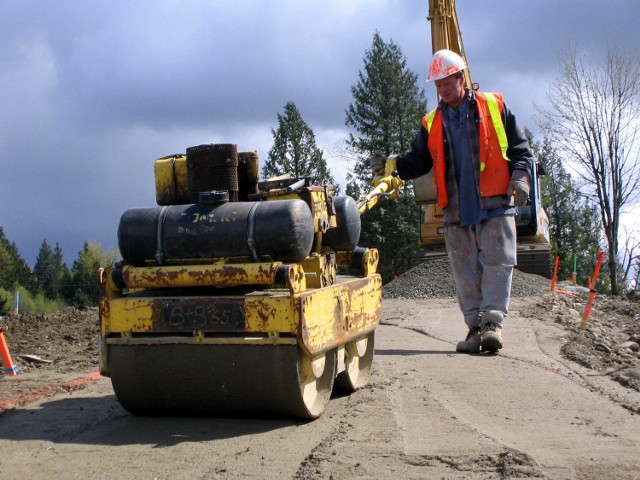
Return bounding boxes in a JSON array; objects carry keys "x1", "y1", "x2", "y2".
[
  {"x1": 121, "y1": 263, "x2": 281, "y2": 289},
  {"x1": 153, "y1": 297, "x2": 246, "y2": 332},
  {"x1": 186, "y1": 143, "x2": 238, "y2": 203},
  {"x1": 102, "y1": 287, "x2": 299, "y2": 337},
  {"x1": 154, "y1": 154, "x2": 189, "y2": 205},
  {"x1": 102, "y1": 268, "x2": 381, "y2": 346},
  {"x1": 298, "y1": 275, "x2": 382, "y2": 356},
  {"x1": 99, "y1": 272, "x2": 382, "y2": 417}
]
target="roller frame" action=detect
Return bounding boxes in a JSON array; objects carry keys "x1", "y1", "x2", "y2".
[{"x1": 98, "y1": 263, "x2": 381, "y2": 418}]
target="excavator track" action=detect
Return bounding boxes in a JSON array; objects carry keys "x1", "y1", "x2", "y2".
[{"x1": 412, "y1": 244, "x2": 552, "y2": 278}]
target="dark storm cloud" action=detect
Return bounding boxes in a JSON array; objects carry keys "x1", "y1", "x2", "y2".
[{"x1": 0, "y1": 0, "x2": 638, "y2": 266}]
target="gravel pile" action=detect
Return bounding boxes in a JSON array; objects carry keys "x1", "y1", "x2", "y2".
[{"x1": 383, "y1": 256, "x2": 551, "y2": 299}]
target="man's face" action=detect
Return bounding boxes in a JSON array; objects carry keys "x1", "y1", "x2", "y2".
[{"x1": 434, "y1": 74, "x2": 465, "y2": 108}]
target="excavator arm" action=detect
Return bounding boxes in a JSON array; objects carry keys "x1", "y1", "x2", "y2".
[{"x1": 428, "y1": 0, "x2": 476, "y2": 90}]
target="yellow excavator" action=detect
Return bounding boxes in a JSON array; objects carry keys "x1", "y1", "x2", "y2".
[
  {"x1": 98, "y1": 144, "x2": 403, "y2": 419},
  {"x1": 414, "y1": 0, "x2": 551, "y2": 276}
]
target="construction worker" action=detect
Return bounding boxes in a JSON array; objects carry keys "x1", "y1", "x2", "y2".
[{"x1": 371, "y1": 49, "x2": 534, "y2": 354}]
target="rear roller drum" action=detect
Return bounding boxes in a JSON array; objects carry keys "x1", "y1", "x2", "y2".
[
  {"x1": 335, "y1": 331, "x2": 375, "y2": 393},
  {"x1": 107, "y1": 343, "x2": 336, "y2": 419}
]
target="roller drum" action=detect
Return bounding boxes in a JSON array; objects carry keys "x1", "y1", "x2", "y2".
[
  {"x1": 118, "y1": 199, "x2": 314, "y2": 266},
  {"x1": 108, "y1": 344, "x2": 336, "y2": 418}
]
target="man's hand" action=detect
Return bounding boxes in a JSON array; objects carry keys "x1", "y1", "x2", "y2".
[
  {"x1": 370, "y1": 153, "x2": 386, "y2": 177},
  {"x1": 507, "y1": 179, "x2": 530, "y2": 206}
]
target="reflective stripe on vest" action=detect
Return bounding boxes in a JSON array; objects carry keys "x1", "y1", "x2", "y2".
[
  {"x1": 483, "y1": 92, "x2": 509, "y2": 169},
  {"x1": 426, "y1": 109, "x2": 437, "y2": 132}
]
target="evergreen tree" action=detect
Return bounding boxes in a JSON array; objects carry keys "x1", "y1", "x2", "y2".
[
  {"x1": 0, "y1": 241, "x2": 13, "y2": 292},
  {"x1": 34, "y1": 239, "x2": 54, "y2": 295},
  {"x1": 34, "y1": 239, "x2": 69, "y2": 300},
  {"x1": 0, "y1": 227, "x2": 36, "y2": 292},
  {"x1": 344, "y1": 32, "x2": 427, "y2": 282},
  {"x1": 534, "y1": 136, "x2": 604, "y2": 286},
  {"x1": 263, "y1": 102, "x2": 336, "y2": 187},
  {"x1": 65, "y1": 241, "x2": 118, "y2": 308},
  {"x1": 0, "y1": 289, "x2": 9, "y2": 315}
]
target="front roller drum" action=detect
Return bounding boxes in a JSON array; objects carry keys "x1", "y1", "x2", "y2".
[
  {"x1": 107, "y1": 343, "x2": 336, "y2": 419},
  {"x1": 335, "y1": 331, "x2": 375, "y2": 393}
]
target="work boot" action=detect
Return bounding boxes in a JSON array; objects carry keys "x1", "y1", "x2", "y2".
[
  {"x1": 480, "y1": 322, "x2": 503, "y2": 352},
  {"x1": 456, "y1": 326, "x2": 482, "y2": 353}
]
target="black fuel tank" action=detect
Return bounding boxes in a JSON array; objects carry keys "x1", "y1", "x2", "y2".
[
  {"x1": 118, "y1": 199, "x2": 315, "y2": 266},
  {"x1": 322, "y1": 195, "x2": 361, "y2": 251}
]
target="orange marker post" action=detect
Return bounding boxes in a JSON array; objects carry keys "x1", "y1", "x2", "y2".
[
  {"x1": 550, "y1": 256, "x2": 560, "y2": 291},
  {"x1": 580, "y1": 251, "x2": 605, "y2": 331},
  {"x1": 0, "y1": 328, "x2": 19, "y2": 376}
]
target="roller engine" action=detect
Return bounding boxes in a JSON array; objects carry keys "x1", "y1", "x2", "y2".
[{"x1": 98, "y1": 143, "x2": 401, "y2": 419}]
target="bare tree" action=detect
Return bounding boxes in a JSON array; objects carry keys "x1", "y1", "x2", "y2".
[
  {"x1": 537, "y1": 44, "x2": 640, "y2": 294},
  {"x1": 620, "y1": 225, "x2": 640, "y2": 288}
]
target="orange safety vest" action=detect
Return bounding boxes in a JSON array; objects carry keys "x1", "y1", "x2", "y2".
[{"x1": 422, "y1": 92, "x2": 511, "y2": 209}]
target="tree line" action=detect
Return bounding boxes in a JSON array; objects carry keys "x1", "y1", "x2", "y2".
[
  {"x1": 2, "y1": 34, "x2": 638, "y2": 314},
  {"x1": 0, "y1": 231, "x2": 118, "y2": 315}
]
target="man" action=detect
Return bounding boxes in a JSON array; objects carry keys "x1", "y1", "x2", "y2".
[{"x1": 372, "y1": 49, "x2": 534, "y2": 354}]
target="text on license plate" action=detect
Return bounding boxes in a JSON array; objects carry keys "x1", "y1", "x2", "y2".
[{"x1": 160, "y1": 300, "x2": 245, "y2": 331}]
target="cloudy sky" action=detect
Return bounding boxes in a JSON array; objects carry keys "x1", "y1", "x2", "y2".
[{"x1": 1, "y1": 0, "x2": 639, "y2": 267}]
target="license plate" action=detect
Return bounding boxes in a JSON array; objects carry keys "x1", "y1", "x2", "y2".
[{"x1": 160, "y1": 299, "x2": 245, "y2": 332}]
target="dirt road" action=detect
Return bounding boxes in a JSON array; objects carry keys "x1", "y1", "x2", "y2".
[{"x1": 1, "y1": 297, "x2": 639, "y2": 480}]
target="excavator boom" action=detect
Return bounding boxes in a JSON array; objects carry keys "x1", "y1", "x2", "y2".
[{"x1": 428, "y1": 0, "x2": 476, "y2": 90}]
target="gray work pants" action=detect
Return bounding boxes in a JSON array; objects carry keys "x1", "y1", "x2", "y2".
[{"x1": 444, "y1": 215, "x2": 516, "y2": 328}]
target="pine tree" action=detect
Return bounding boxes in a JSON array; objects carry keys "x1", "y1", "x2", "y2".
[
  {"x1": 0, "y1": 241, "x2": 13, "y2": 292},
  {"x1": 65, "y1": 241, "x2": 118, "y2": 308},
  {"x1": 33, "y1": 239, "x2": 54, "y2": 295},
  {"x1": 344, "y1": 32, "x2": 427, "y2": 282},
  {"x1": 0, "y1": 227, "x2": 36, "y2": 292},
  {"x1": 34, "y1": 239, "x2": 69, "y2": 299},
  {"x1": 262, "y1": 102, "x2": 336, "y2": 187}
]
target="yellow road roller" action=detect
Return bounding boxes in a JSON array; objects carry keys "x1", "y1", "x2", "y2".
[{"x1": 98, "y1": 143, "x2": 402, "y2": 419}]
